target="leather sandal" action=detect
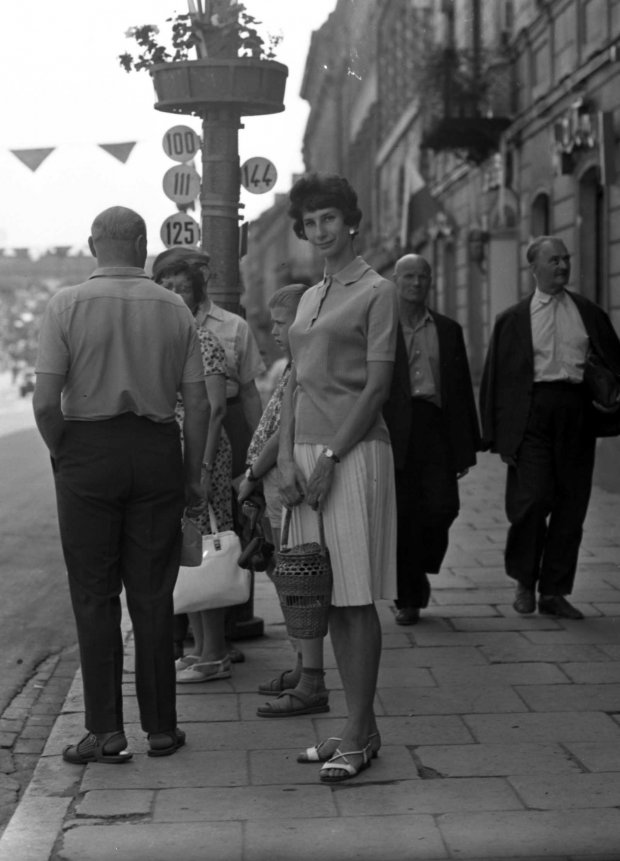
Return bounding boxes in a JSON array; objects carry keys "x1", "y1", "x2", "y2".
[
  {"x1": 297, "y1": 737, "x2": 342, "y2": 763},
  {"x1": 147, "y1": 727, "x2": 186, "y2": 758},
  {"x1": 298, "y1": 731, "x2": 381, "y2": 764},
  {"x1": 256, "y1": 688, "x2": 329, "y2": 718},
  {"x1": 174, "y1": 654, "x2": 200, "y2": 671},
  {"x1": 257, "y1": 669, "x2": 299, "y2": 696},
  {"x1": 319, "y1": 743, "x2": 372, "y2": 783},
  {"x1": 176, "y1": 657, "x2": 231, "y2": 683},
  {"x1": 62, "y1": 731, "x2": 132, "y2": 765}
]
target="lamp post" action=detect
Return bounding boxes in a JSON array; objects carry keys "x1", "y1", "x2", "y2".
[
  {"x1": 150, "y1": 0, "x2": 287, "y2": 312},
  {"x1": 150, "y1": 0, "x2": 288, "y2": 637}
]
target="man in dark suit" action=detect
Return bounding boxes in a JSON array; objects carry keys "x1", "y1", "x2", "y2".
[
  {"x1": 480, "y1": 235, "x2": 620, "y2": 619},
  {"x1": 391, "y1": 254, "x2": 481, "y2": 624}
]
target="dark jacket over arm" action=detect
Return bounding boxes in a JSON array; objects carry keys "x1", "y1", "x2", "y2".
[{"x1": 480, "y1": 291, "x2": 620, "y2": 458}]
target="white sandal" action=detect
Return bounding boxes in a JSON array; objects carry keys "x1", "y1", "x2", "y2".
[
  {"x1": 297, "y1": 737, "x2": 342, "y2": 763},
  {"x1": 176, "y1": 657, "x2": 231, "y2": 684},
  {"x1": 319, "y1": 744, "x2": 372, "y2": 783},
  {"x1": 174, "y1": 654, "x2": 200, "y2": 671}
]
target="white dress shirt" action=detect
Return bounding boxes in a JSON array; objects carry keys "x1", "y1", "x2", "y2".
[{"x1": 530, "y1": 288, "x2": 588, "y2": 383}]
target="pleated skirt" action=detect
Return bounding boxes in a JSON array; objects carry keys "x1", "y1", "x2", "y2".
[{"x1": 287, "y1": 441, "x2": 397, "y2": 606}]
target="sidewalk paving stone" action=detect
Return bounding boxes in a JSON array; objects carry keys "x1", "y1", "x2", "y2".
[
  {"x1": 152, "y1": 784, "x2": 338, "y2": 821},
  {"x1": 431, "y1": 662, "x2": 571, "y2": 687},
  {"x1": 463, "y1": 711, "x2": 620, "y2": 743},
  {"x1": 562, "y1": 743, "x2": 620, "y2": 771},
  {"x1": 377, "y1": 684, "x2": 528, "y2": 715},
  {"x1": 333, "y1": 776, "x2": 523, "y2": 816},
  {"x1": 507, "y1": 772, "x2": 620, "y2": 808},
  {"x1": 438, "y1": 809, "x2": 620, "y2": 858},
  {"x1": 560, "y1": 660, "x2": 620, "y2": 682},
  {"x1": 245, "y1": 815, "x2": 446, "y2": 861},
  {"x1": 75, "y1": 788, "x2": 153, "y2": 817},
  {"x1": 412, "y1": 742, "x2": 584, "y2": 777},
  {"x1": 59, "y1": 823, "x2": 243, "y2": 861},
  {"x1": 515, "y1": 683, "x2": 620, "y2": 711},
  {"x1": 479, "y1": 642, "x2": 610, "y2": 663}
]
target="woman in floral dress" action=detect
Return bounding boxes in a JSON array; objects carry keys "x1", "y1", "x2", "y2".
[{"x1": 154, "y1": 255, "x2": 234, "y2": 683}]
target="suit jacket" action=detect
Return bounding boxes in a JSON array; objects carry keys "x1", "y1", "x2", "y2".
[
  {"x1": 384, "y1": 310, "x2": 482, "y2": 472},
  {"x1": 479, "y1": 290, "x2": 620, "y2": 458}
]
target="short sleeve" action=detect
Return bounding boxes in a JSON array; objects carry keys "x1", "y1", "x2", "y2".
[
  {"x1": 198, "y1": 328, "x2": 227, "y2": 377},
  {"x1": 35, "y1": 300, "x2": 70, "y2": 376},
  {"x1": 366, "y1": 279, "x2": 398, "y2": 362},
  {"x1": 181, "y1": 325, "x2": 207, "y2": 383},
  {"x1": 236, "y1": 319, "x2": 266, "y2": 385}
]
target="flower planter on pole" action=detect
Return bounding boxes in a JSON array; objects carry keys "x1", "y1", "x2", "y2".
[{"x1": 150, "y1": 58, "x2": 287, "y2": 313}]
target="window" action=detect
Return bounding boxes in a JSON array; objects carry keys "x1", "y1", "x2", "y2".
[
  {"x1": 532, "y1": 39, "x2": 551, "y2": 99},
  {"x1": 581, "y1": 0, "x2": 607, "y2": 56},
  {"x1": 554, "y1": 3, "x2": 576, "y2": 82},
  {"x1": 531, "y1": 193, "x2": 550, "y2": 237}
]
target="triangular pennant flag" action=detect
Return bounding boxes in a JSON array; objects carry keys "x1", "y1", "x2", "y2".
[
  {"x1": 10, "y1": 148, "x2": 54, "y2": 172},
  {"x1": 98, "y1": 142, "x2": 136, "y2": 164}
]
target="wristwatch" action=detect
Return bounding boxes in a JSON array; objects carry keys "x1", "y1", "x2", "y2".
[
  {"x1": 322, "y1": 447, "x2": 340, "y2": 463},
  {"x1": 245, "y1": 465, "x2": 258, "y2": 482}
]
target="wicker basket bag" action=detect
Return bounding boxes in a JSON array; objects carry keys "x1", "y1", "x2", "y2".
[{"x1": 269, "y1": 507, "x2": 333, "y2": 639}]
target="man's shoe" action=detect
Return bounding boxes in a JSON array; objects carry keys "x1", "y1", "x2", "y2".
[
  {"x1": 395, "y1": 607, "x2": 420, "y2": 625},
  {"x1": 538, "y1": 595, "x2": 584, "y2": 620},
  {"x1": 513, "y1": 584, "x2": 535, "y2": 614}
]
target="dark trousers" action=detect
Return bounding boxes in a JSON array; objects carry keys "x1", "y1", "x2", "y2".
[
  {"x1": 505, "y1": 383, "x2": 596, "y2": 595},
  {"x1": 395, "y1": 400, "x2": 460, "y2": 608},
  {"x1": 53, "y1": 414, "x2": 185, "y2": 735}
]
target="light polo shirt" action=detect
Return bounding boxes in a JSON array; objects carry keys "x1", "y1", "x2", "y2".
[
  {"x1": 195, "y1": 300, "x2": 265, "y2": 400},
  {"x1": 35, "y1": 266, "x2": 204, "y2": 422},
  {"x1": 289, "y1": 256, "x2": 399, "y2": 445},
  {"x1": 402, "y1": 308, "x2": 441, "y2": 406},
  {"x1": 531, "y1": 287, "x2": 588, "y2": 383}
]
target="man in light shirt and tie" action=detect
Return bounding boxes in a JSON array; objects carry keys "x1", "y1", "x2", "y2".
[{"x1": 480, "y1": 235, "x2": 620, "y2": 620}]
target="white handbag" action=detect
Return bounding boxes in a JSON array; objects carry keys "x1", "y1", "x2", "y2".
[{"x1": 173, "y1": 506, "x2": 250, "y2": 614}]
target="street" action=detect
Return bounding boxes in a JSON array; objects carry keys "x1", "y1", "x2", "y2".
[{"x1": 0, "y1": 380, "x2": 75, "y2": 714}]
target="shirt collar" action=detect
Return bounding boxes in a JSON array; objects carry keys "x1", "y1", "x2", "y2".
[
  {"x1": 328, "y1": 256, "x2": 372, "y2": 287},
  {"x1": 89, "y1": 266, "x2": 150, "y2": 279},
  {"x1": 403, "y1": 306, "x2": 434, "y2": 330},
  {"x1": 195, "y1": 299, "x2": 225, "y2": 327},
  {"x1": 533, "y1": 286, "x2": 565, "y2": 306}
]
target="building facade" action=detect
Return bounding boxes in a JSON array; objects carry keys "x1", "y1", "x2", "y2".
[{"x1": 244, "y1": 0, "x2": 620, "y2": 484}]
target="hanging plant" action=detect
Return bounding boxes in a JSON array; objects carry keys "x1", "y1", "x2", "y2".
[{"x1": 119, "y1": 3, "x2": 282, "y2": 73}]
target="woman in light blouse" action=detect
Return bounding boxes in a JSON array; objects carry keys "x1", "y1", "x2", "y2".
[{"x1": 278, "y1": 173, "x2": 399, "y2": 782}]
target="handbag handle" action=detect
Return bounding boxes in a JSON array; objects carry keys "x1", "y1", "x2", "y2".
[
  {"x1": 207, "y1": 503, "x2": 223, "y2": 551},
  {"x1": 281, "y1": 506, "x2": 326, "y2": 551}
]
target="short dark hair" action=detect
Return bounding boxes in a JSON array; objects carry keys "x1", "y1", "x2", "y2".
[
  {"x1": 268, "y1": 283, "x2": 309, "y2": 313},
  {"x1": 288, "y1": 173, "x2": 362, "y2": 240},
  {"x1": 153, "y1": 258, "x2": 206, "y2": 306}
]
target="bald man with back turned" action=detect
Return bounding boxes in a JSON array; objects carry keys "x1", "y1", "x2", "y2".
[{"x1": 33, "y1": 206, "x2": 209, "y2": 762}]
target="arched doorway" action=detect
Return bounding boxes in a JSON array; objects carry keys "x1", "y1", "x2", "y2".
[{"x1": 578, "y1": 166, "x2": 604, "y2": 305}]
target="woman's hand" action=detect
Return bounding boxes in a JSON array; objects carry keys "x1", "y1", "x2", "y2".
[
  {"x1": 278, "y1": 459, "x2": 307, "y2": 507},
  {"x1": 238, "y1": 477, "x2": 256, "y2": 504},
  {"x1": 305, "y1": 455, "x2": 336, "y2": 511}
]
